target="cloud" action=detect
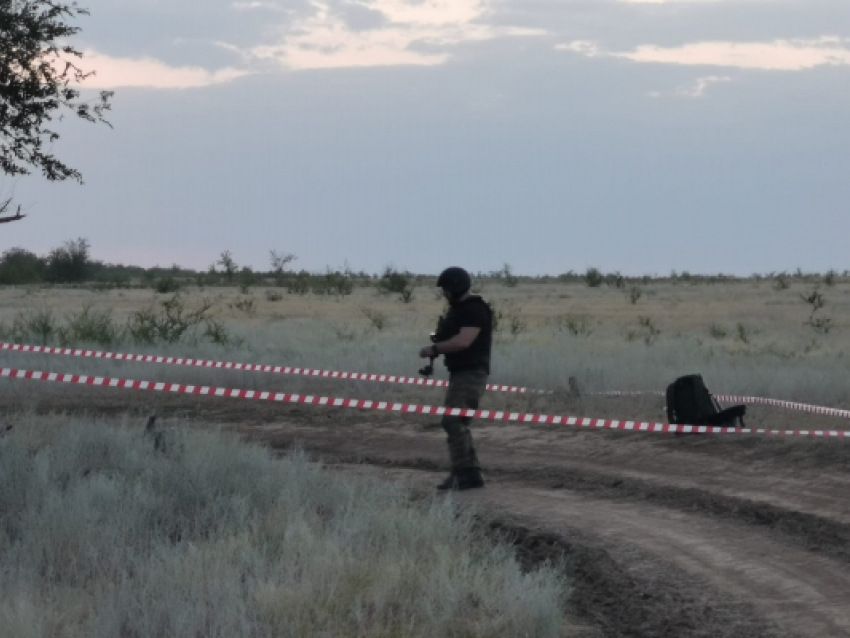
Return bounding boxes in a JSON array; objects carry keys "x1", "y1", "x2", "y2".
[
  {"x1": 678, "y1": 75, "x2": 731, "y2": 97},
  {"x1": 558, "y1": 36, "x2": 850, "y2": 71},
  {"x1": 77, "y1": 50, "x2": 251, "y2": 89},
  {"x1": 232, "y1": 1, "x2": 283, "y2": 9},
  {"x1": 244, "y1": 0, "x2": 545, "y2": 70}
]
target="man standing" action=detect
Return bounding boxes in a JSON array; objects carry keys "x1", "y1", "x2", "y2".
[{"x1": 419, "y1": 267, "x2": 492, "y2": 491}]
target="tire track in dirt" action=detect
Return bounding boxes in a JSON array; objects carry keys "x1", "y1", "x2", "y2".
[
  {"x1": 232, "y1": 420, "x2": 850, "y2": 637},
  {"x1": 343, "y1": 465, "x2": 850, "y2": 638}
]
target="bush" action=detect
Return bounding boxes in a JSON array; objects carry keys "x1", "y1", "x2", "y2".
[
  {"x1": 265, "y1": 289, "x2": 283, "y2": 302},
  {"x1": 0, "y1": 248, "x2": 45, "y2": 284},
  {"x1": 313, "y1": 270, "x2": 354, "y2": 297},
  {"x1": 10, "y1": 308, "x2": 57, "y2": 345},
  {"x1": 377, "y1": 267, "x2": 410, "y2": 295},
  {"x1": 230, "y1": 297, "x2": 256, "y2": 314},
  {"x1": 45, "y1": 238, "x2": 92, "y2": 283},
  {"x1": 57, "y1": 304, "x2": 121, "y2": 347},
  {"x1": 583, "y1": 267, "x2": 604, "y2": 288},
  {"x1": 127, "y1": 294, "x2": 216, "y2": 344},
  {"x1": 154, "y1": 276, "x2": 181, "y2": 294},
  {"x1": 286, "y1": 271, "x2": 311, "y2": 295}
]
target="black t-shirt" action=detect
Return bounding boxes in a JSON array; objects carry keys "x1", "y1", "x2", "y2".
[{"x1": 438, "y1": 296, "x2": 493, "y2": 373}]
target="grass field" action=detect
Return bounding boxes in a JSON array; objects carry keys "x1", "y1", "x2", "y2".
[
  {"x1": 2, "y1": 277, "x2": 848, "y2": 406},
  {"x1": 2, "y1": 277, "x2": 849, "y2": 637},
  {"x1": 0, "y1": 415, "x2": 568, "y2": 637}
]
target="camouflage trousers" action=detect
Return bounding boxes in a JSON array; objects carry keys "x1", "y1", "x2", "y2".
[{"x1": 441, "y1": 369, "x2": 488, "y2": 473}]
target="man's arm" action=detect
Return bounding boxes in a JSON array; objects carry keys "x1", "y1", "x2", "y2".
[{"x1": 420, "y1": 327, "x2": 480, "y2": 358}]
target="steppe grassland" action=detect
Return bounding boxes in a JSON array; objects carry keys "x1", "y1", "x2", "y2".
[
  {"x1": 0, "y1": 415, "x2": 568, "y2": 637},
  {"x1": 2, "y1": 278, "x2": 848, "y2": 408}
]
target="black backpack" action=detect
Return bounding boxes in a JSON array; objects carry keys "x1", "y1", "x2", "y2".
[{"x1": 666, "y1": 374, "x2": 746, "y2": 427}]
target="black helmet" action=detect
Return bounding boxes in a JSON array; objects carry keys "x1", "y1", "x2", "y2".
[{"x1": 437, "y1": 267, "x2": 471, "y2": 296}]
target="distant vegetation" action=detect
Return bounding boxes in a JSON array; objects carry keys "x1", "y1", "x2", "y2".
[{"x1": 1, "y1": 240, "x2": 845, "y2": 291}]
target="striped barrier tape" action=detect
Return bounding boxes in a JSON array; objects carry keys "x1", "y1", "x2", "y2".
[
  {"x1": 2, "y1": 366, "x2": 849, "y2": 438},
  {"x1": 3, "y1": 342, "x2": 849, "y2": 419},
  {"x1": 588, "y1": 390, "x2": 850, "y2": 420},
  {"x1": 0, "y1": 342, "x2": 538, "y2": 394}
]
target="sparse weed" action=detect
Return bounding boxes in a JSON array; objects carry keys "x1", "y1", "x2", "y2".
[
  {"x1": 501, "y1": 263, "x2": 519, "y2": 287},
  {"x1": 203, "y1": 319, "x2": 233, "y2": 345},
  {"x1": 736, "y1": 322, "x2": 750, "y2": 344},
  {"x1": 773, "y1": 273, "x2": 790, "y2": 291},
  {"x1": 361, "y1": 307, "x2": 388, "y2": 331},
  {"x1": 332, "y1": 323, "x2": 357, "y2": 341},
  {"x1": 824, "y1": 269, "x2": 837, "y2": 287},
  {"x1": 708, "y1": 323, "x2": 728, "y2": 339},
  {"x1": 509, "y1": 314, "x2": 526, "y2": 336},
  {"x1": 231, "y1": 297, "x2": 257, "y2": 315},
  {"x1": 637, "y1": 316, "x2": 661, "y2": 344},
  {"x1": 606, "y1": 271, "x2": 626, "y2": 289},
  {"x1": 801, "y1": 288, "x2": 832, "y2": 334},
  {"x1": 553, "y1": 314, "x2": 594, "y2": 337}
]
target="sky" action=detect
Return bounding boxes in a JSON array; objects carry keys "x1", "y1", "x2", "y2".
[{"x1": 2, "y1": 0, "x2": 849, "y2": 275}]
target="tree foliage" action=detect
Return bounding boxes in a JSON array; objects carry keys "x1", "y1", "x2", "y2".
[{"x1": 0, "y1": 0, "x2": 112, "y2": 220}]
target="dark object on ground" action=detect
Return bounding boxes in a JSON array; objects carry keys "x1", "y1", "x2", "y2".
[
  {"x1": 666, "y1": 374, "x2": 746, "y2": 428},
  {"x1": 436, "y1": 469, "x2": 486, "y2": 491},
  {"x1": 145, "y1": 415, "x2": 182, "y2": 453}
]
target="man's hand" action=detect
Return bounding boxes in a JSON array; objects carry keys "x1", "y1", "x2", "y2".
[{"x1": 418, "y1": 328, "x2": 480, "y2": 358}]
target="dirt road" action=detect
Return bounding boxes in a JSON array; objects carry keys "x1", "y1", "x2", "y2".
[{"x1": 236, "y1": 414, "x2": 850, "y2": 638}]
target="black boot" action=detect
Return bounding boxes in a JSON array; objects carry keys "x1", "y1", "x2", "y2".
[{"x1": 436, "y1": 469, "x2": 485, "y2": 492}]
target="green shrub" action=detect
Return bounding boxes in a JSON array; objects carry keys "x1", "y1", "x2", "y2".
[
  {"x1": 154, "y1": 276, "x2": 181, "y2": 294},
  {"x1": 45, "y1": 238, "x2": 92, "y2": 283},
  {"x1": 11, "y1": 308, "x2": 57, "y2": 345},
  {"x1": 0, "y1": 248, "x2": 45, "y2": 284},
  {"x1": 377, "y1": 267, "x2": 410, "y2": 295},
  {"x1": 127, "y1": 294, "x2": 216, "y2": 344},
  {"x1": 583, "y1": 267, "x2": 604, "y2": 288},
  {"x1": 316, "y1": 270, "x2": 354, "y2": 297},
  {"x1": 57, "y1": 304, "x2": 122, "y2": 347},
  {"x1": 286, "y1": 271, "x2": 311, "y2": 295}
]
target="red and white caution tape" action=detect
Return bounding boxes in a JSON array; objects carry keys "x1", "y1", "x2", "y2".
[
  {"x1": 0, "y1": 342, "x2": 541, "y2": 394},
  {"x1": 587, "y1": 390, "x2": 850, "y2": 420},
  {"x1": 3, "y1": 342, "x2": 849, "y2": 419},
  {"x1": 714, "y1": 395, "x2": 850, "y2": 419},
  {"x1": 2, "y1": 366, "x2": 849, "y2": 438}
]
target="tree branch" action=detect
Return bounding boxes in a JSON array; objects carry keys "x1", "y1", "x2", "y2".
[{"x1": 0, "y1": 199, "x2": 26, "y2": 224}]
